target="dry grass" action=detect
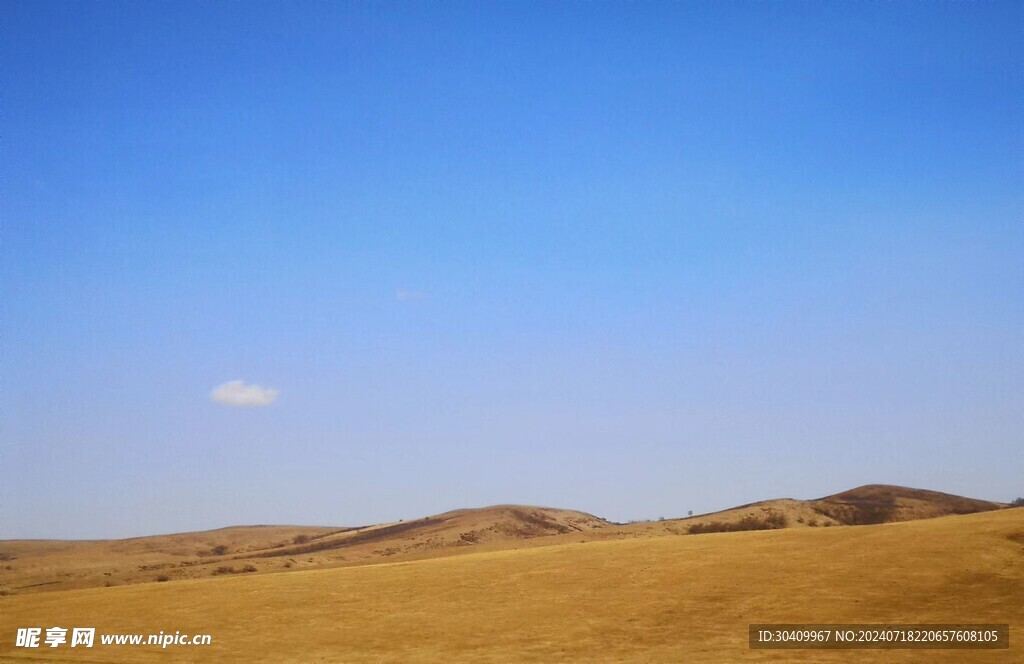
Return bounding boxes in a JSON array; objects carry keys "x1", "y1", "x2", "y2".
[
  {"x1": 1, "y1": 508, "x2": 1020, "y2": 663},
  {"x1": 0, "y1": 488, "x2": 1008, "y2": 597},
  {"x1": 0, "y1": 507, "x2": 608, "y2": 595},
  {"x1": 0, "y1": 525, "x2": 343, "y2": 594},
  {"x1": 809, "y1": 484, "x2": 1004, "y2": 525},
  {"x1": 595, "y1": 484, "x2": 1007, "y2": 541}
]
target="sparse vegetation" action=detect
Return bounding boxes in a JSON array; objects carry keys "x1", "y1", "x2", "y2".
[
  {"x1": 0, "y1": 491, "x2": 1004, "y2": 597},
  {"x1": 292, "y1": 534, "x2": 310, "y2": 545},
  {"x1": 1011, "y1": 497, "x2": 1024, "y2": 507},
  {"x1": 688, "y1": 513, "x2": 788, "y2": 534},
  {"x1": 138, "y1": 563, "x2": 170, "y2": 571},
  {"x1": 508, "y1": 509, "x2": 574, "y2": 535},
  {"x1": 212, "y1": 565, "x2": 256, "y2": 575},
  {"x1": 2, "y1": 509, "x2": 1018, "y2": 663},
  {"x1": 812, "y1": 499, "x2": 896, "y2": 526}
]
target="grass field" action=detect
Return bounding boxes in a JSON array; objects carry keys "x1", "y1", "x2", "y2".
[
  {"x1": 1, "y1": 485, "x2": 1003, "y2": 597},
  {"x1": 1, "y1": 507, "x2": 1020, "y2": 662}
]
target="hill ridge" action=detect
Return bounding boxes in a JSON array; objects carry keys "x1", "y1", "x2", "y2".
[{"x1": 0, "y1": 484, "x2": 1008, "y2": 595}]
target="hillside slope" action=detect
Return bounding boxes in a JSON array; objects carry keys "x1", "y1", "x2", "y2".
[
  {"x1": 1, "y1": 508, "x2": 1020, "y2": 662},
  {"x1": 810, "y1": 484, "x2": 1005, "y2": 524},
  {"x1": 593, "y1": 484, "x2": 1008, "y2": 539},
  {"x1": 0, "y1": 486, "x2": 1006, "y2": 595},
  {"x1": 0, "y1": 506, "x2": 608, "y2": 594}
]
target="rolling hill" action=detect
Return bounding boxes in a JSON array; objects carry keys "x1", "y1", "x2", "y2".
[
  {"x1": 0, "y1": 485, "x2": 1007, "y2": 596},
  {"x1": 0, "y1": 506, "x2": 609, "y2": 595},
  {"x1": 1, "y1": 507, "x2": 1020, "y2": 662}
]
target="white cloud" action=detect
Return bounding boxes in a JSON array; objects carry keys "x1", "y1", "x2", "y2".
[
  {"x1": 396, "y1": 289, "x2": 427, "y2": 301},
  {"x1": 210, "y1": 380, "x2": 279, "y2": 407}
]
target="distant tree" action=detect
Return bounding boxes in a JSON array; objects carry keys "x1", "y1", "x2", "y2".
[
  {"x1": 1012, "y1": 497, "x2": 1024, "y2": 507},
  {"x1": 687, "y1": 510, "x2": 693, "y2": 517}
]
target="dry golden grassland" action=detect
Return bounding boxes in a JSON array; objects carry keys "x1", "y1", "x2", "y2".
[
  {"x1": 0, "y1": 507, "x2": 611, "y2": 594},
  {"x1": 1, "y1": 486, "x2": 1003, "y2": 597},
  {"x1": 1, "y1": 508, "x2": 1021, "y2": 662}
]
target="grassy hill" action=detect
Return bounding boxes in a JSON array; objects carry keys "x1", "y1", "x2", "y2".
[
  {"x1": 1, "y1": 507, "x2": 1020, "y2": 662},
  {"x1": 549, "y1": 484, "x2": 1007, "y2": 540},
  {"x1": 0, "y1": 486, "x2": 1006, "y2": 596},
  {"x1": 0, "y1": 506, "x2": 609, "y2": 595},
  {"x1": 809, "y1": 484, "x2": 1005, "y2": 524}
]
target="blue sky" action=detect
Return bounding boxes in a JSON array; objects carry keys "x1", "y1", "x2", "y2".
[{"x1": 3, "y1": 1, "x2": 1021, "y2": 538}]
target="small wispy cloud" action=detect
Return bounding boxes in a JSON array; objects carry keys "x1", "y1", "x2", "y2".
[
  {"x1": 210, "y1": 380, "x2": 279, "y2": 407},
  {"x1": 396, "y1": 289, "x2": 427, "y2": 301}
]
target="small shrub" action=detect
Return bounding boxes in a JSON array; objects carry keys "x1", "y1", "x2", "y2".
[
  {"x1": 213, "y1": 566, "x2": 235, "y2": 575},
  {"x1": 688, "y1": 513, "x2": 788, "y2": 534},
  {"x1": 156, "y1": 575, "x2": 170, "y2": 582},
  {"x1": 689, "y1": 521, "x2": 725, "y2": 534},
  {"x1": 210, "y1": 545, "x2": 229, "y2": 556},
  {"x1": 292, "y1": 534, "x2": 310, "y2": 545}
]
